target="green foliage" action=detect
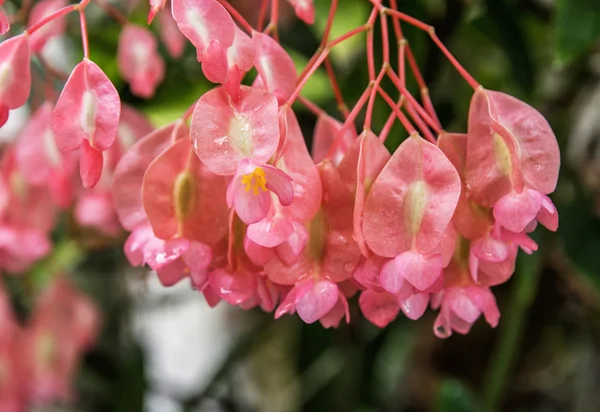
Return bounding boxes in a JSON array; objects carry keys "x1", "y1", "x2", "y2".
[{"x1": 555, "y1": 0, "x2": 600, "y2": 65}]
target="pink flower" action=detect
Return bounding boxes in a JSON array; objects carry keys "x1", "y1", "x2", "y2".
[
  {"x1": 27, "y1": 0, "x2": 67, "y2": 53},
  {"x1": 118, "y1": 24, "x2": 165, "y2": 98},
  {"x1": 0, "y1": 35, "x2": 31, "y2": 127},
  {"x1": 53, "y1": 59, "x2": 121, "y2": 188},
  {"x1": 286, "y1": 0, "x2": 315, "y2": 24},
  {"x1": 226, "y1": 159, "x2": 293, "y2": 224}
]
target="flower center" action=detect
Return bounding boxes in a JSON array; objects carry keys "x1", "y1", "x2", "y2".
[{"x1": 241, "y1": 167, "x2": 268, "y2": 195}]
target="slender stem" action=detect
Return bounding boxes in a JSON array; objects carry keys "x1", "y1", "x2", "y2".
[
  {"x1": 320, "y1": 0, "x2": 339, "y2": 47},
  {"x1": 482, "y1": 252, "x2": 541, "y2": 412},
  {"x1": 286, "y1": 25, "x2": 371, "y2": 106},
  {"x1": 79, "y1": 9, "x2": 89, "y2": 59},
  {"x1": 387, "y1": 69, "x2": 444, "y2": 135},
  {"x1": 298, "y1": 96, "x2": 326, "y2": 117},
  {"x1": 25, "y1": 4, "x2": 77, "y2": 35},
  {"x1": 324, "y1": 86, "x2": 371, "y2": 160},
  {"x1": 216, "y1": 0, "x2": 254, "y2": 34},
  {"x1": 324, "y1": 58, "x2": 349, "y2": 119},
  {"x1": 257, "y1": 0, "x2": 269, "y2": 31},
  {"x1": 403, "y1": 98, "x2": 436, "y2": 143},
  {"x1": 364, "y1": 65, "x2": 387, "y2": 131},
  {"x1": 366, "y1": 10, "x2": 377, "y2": 81},
  {"x1": 380, "y1": 10, "x2": 390, "y2": 65},
  {"x1": 269, "y1": 0, "x2": 279, "y2": 41},
  {"x1": 380, "y1": 97, "x2": 404, "y2": 143},
  {"x1": 377, "y1": 86, "x2": 420, "y2": 138}
]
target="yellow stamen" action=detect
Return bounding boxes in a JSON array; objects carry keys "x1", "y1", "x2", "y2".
[{"x1": 241, "y1": 167, "x2": 268, "y2": 196}]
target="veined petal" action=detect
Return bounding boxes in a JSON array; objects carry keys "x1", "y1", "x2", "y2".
[
  {"x1": 262, "y1": 164, "x2": 293, "y2": 206},
  {"x1": 493, "y1": 188, "x2": 542, "y2": 233},
  {"x1": 234, "y1": 183, "x2": 271, "y2": 224}
]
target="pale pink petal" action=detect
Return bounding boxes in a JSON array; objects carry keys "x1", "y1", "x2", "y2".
[
  {"x1": 246, "y1": 208, "x2": 294, "y2": 247},
  {"x1": 0, "y1": 10, "x2": 9, "y2": 35},
  {"x1": 472, "y1": 235, "x2": 508, "y2": 263},
  {"x1": 143, "y1": 237, "x2": 189, "y2": 270},
  {"x1": 0, "y1": 35, "x2": 31, "y2": 110},
  {"x1": 286, "y1": 0, "x2": 315, "y2": 24},
  {"x1": 312, "y1": 114, "x2": 356, "y2": 165},
  {"x1": 191, "y1": 86, "x2": 279, "y2": 175},
  {"x1": 295, "y1": 279, "x2": 339, "y2": 324},
  {"x1": 537, "y1": 195, "x2": 558, "y2": 232},
  {"x1": 275, "y1": 220, "x2": 308, "y2": 264},
  {"x1": 363, "y1": 136, "x2": 461, "y2": 257},
  {"x1": 124, "y1": 224, "x2": 154, "y2": 266},
  {"x1": 447, "y1": 288, "x2": 481, "y2": 324},
  {"x1": 53, "y1": 59, "x2": 120, "y2": 152},
  {"x1": 395, "y1": 251, "x2": 442, "y2": 292},
  {"x1": 465, "y1": 286, "x2": 500, "y2": 327},
  {"x1": 253, "y1": 31, "x2": 297, "y2": 104},
  {"x1": 233, "y1": 182, "x2": 271, "y2": 224},
  {"x1": 171, "y1": 0, "x2": 235, "y2": 58},
  {"x1": 158, "y1": 3, "x2": 185, "y2": 58},
  {"x1": 262, "y1": 164, "x2": 294, "y2": 206},
  {"x1": 319, "y1": 295, "x2": 349, "y2": 328},
  {"x1": 493, "y1": 188, "x2": 542, "y2": 233},
  {"x1": 379, "y1": 258, "x2": 403, "y2": 294},
  {"x1": 275, "y1": 280, "x2": 314, "y2": 318},
  {"x1": 182, "y1": 241, "x2": 212, "y2": 273},
  {"x1": 209, "y1": 268, "x2": 257, "y2": 305},
  {"x1": 400, "y1": 293, "x2": 429, "y2": 320}
]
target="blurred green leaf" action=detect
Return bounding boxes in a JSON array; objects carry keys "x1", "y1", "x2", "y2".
[
  {"x1": 555, "y1": 0, "x2": 600, "y2": 65},
  {"x1": 436, "y1": 379, "x2": 479, "y2": 412},
  {"x1": 312, "y1": 0, "x2": 369, "y2": 68}
]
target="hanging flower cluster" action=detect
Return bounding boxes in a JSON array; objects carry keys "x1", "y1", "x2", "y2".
[{"x1": 0, "y1": 0, "x2": 560, "y2": 341}]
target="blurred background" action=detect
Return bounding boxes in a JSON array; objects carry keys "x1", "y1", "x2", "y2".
[{"x1": 3, "y1": 0, "x2": 600, "y2": 411}]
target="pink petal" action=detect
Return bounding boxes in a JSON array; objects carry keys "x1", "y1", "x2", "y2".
[
  {"x1": 253, "y1": 31, "x2": 297, "y2": 104},
  {"x1": 286, "y1": 0, "x2": 315, "y2": 24},
  {"x1": 537, "y1": 195, "x2": 558, "y2": 232},
  {"x1": 118, "y1": 24, "x2": 165, "y2": 99},
  {"x1": 201, "y1": 39, "x2": 228, "y2": 84},
  {"x1": 143, "y1": 237, "x2": 189, "y2": 270},
  {"x1": 472, "y1": 235, "x2": 508, "y2": 263},
  {"x1": 295, "y1": 279, "x2": 339, "y2": 324},
  {"x1": 113, "y1": 121, "x2": 188, "y2": 231},
  {"x1": 363, "y1": 136, "x2": 461, "y2": 257},
  {"x1": 209, "y1": 268, "x2": 257, "y2": 305},
  {"x1": 244, "y1": 236, "x2": 276, "y2": 266},
  {"x1": 53, "y1": 59, "x2": 121, "y2": 152},
  {"x1": 275, "y1": 220, "x2": 308, "y2": 264},
  {"x1": 191, "y1": 86, "x2": 279, "y2": 175},
  {"x1": 0, "y1": 11, "x2": 9, "y2": 35},
  {"x1": 262, "y1": 164, "x2": 294, "y2": 206},
  {"x1": 465, "y1": 286, "x2": 500, "y2": 327},
  {"x1": 275, "y1": 280, "x2": 313, "y2": 318},
  {"x1": 233, "y1": 181, "x2": 271, "y2": 224},
  {"x1": 487, "y1": 90, "x2": 560, "y2": 195},
  {"x1": 156, "y1": 259, "x2": 188, "y2": 286},
  {"x1": 171, "y1": 0, "x2": 235, "y2": 59},
  {"x1": 320, "y1": 295, "x2": 350, "y2": 328},
  {"x1": 395, "y1": 250, "x2": 442, "y2": 292},
  {"x1": 352, "y1": 255, "x2": 387, "y2": 290},
  {"x1": 379, "y1": 258, "x2": 403, "y2": 294},
  {"x1": 142, "y1": 137, "x2": 229, "y2": 245},
  {"x1": 276, "y1": 106, "x2": 322, "y2": 222},
  {"x1": 0, "y1": 34, "x2": 31, "y2": 110},
  {"x1": 246, "y1": 207, "x2": 294, "y2": 247},
  {"x1": 148, "y1": 0, "x2": 167, "y2": 23},
  {"x1": 158, "y1": 3, "x2": 185, "y2": 58},
  {"x1": 227, "y1": 26, "x2": 255, "y2": 74},
  {"x1": 400, "y1": 293, "x2": 429, "y2": 320},
  {"x1": 182, "y1": 241, "x2": 212, "y2": 273},
  {"x1": 311, "y1": 114, "x2": 356, "y2": 165},
  {"x1": 79, "y1": 139, "x2": 104, "y2": 189},
  {"x1": 493, "y1": 188, "x2": 542, "y2": 233},
  {"x1": 359, "y1": 289, "x2": 400, "y2": 328},
  {"x1": 447, "y1": 287, "x2": 481, "y2": 324},
  {"x1": 124, "y1": 224, "x2": 154, "y2": 266}
]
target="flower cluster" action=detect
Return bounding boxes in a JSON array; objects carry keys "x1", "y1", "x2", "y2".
[
  {"x1": 0, "y1": 0, "x2": 560, "y2": 341},
  {"x1": 0, "y1": 277, "x2": 99, "y2": 409}
]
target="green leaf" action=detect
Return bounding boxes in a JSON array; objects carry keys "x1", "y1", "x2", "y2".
[
  {"x1": 436, "y1": 379, "x2": 480, "y2": 412},
  {"x1": 311, "y1": 0, "x2": 370, "y2": 68},
  {"x1": 555, "y1": 0, "x2": 600, "y2": 65}
]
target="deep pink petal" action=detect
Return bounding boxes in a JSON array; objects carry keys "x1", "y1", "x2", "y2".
[
  {"x1": 359, "y1": 289, "x2": 400, "y2": 328},
  {"x1": 209, "y1": 268, "x2": 257, "y2": 305},
  {"x1": 201, "y1": 39, "x2": 228, "y2": 84},
  {"x1": 0, "y1": 35, "x2": 31, "y2": 110},
  {"x1": 79, "y1": 139, "x2": 103, "y2": 189},
  {"x1": 262, "y1": 164, "x2": 294, "y2": 206}
]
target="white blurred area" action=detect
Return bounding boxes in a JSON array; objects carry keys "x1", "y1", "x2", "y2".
[{"x1": 128, "y1": 274, "x2": 248, "y2": 412}]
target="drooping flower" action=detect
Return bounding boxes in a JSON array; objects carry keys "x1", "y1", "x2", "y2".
[
  {"x1": 0, "y1": 35, "x2": 31, "y2": 127},
  {"x1": 27, "y1": 0, "x2": 67, "y2": 53},
  {"x1": 285, "y1": 0, "x2": 315, "y2": 24},
  {"x1": 363, "y1": 135, "x2": 461, "y2": 293},
  {"x1": 117, "y1": 24, "x2": 165, "y2": 98},
  {"x1": 53, "y1": 59, "x2": 121, "y2": 188}
]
